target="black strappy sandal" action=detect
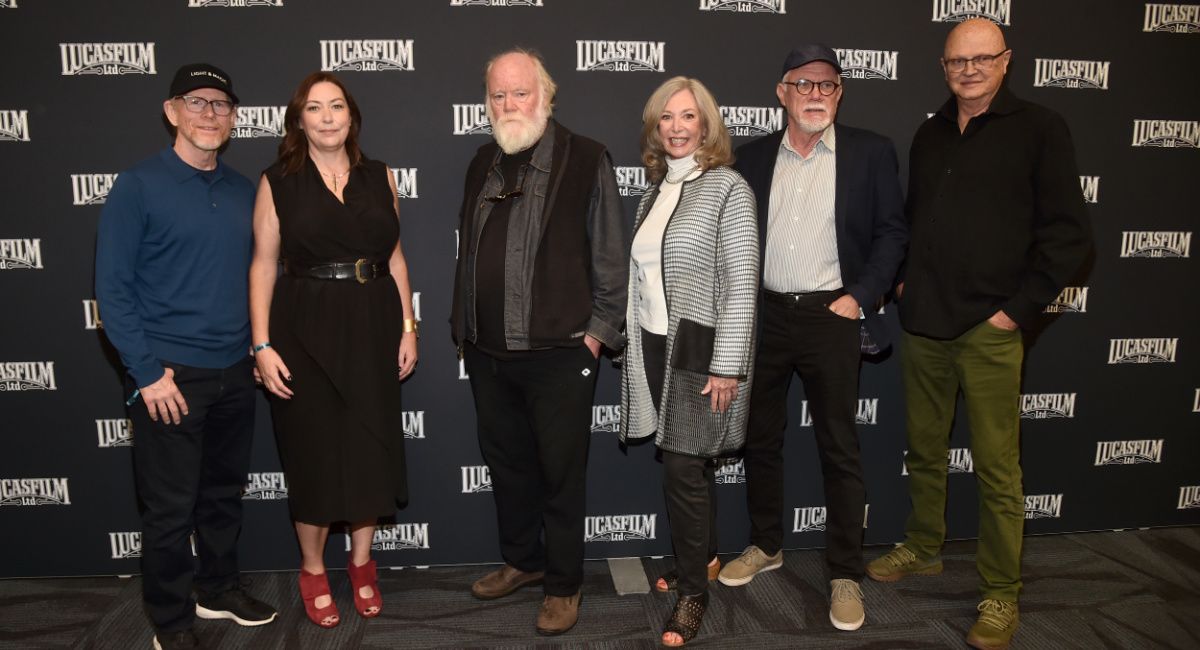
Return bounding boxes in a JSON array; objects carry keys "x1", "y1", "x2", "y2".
[
  {"x1": 655, "y1": 558, "x2": 721, "y2": 592},
  {"x1": 662, "y1": 591, "x2": 708, "y2": 646}
]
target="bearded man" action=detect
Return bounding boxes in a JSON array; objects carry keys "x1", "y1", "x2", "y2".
[{"x1": 450, "y1": 48, "x2": 628, "y2": 636}]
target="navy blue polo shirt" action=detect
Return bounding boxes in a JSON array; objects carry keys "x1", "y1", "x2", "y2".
[{"x1": 96, "y1": 147, "x2": 255, "y2": 387}]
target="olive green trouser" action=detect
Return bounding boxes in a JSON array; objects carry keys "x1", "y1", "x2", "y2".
[{"x1": 901, "y1": 321, "x2": 1024, "y2": 603}]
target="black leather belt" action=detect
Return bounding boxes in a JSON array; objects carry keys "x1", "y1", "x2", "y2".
[
  {"x1": 763, "y1": 288, "x2": 845, "y2": 306},
  {"x1": 282, "y1": 259, "x2": 390, "y2": 284}
]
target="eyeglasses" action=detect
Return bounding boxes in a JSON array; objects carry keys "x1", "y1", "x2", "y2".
[
  {"x1": 485, "y1": 164, "x2": 528, "y2": 203},
  {"x1": 175, "y1": 95, "x2": 234, "y2": 116},
  {"x1": 942, "y1": 49, "x2": 1010, "y2": 73},
  {"x1": 780, "y1": 79, "x2": 841, "y2": 96}
]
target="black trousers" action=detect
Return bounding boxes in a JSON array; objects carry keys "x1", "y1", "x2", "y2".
[
  {"x1": 643, "y1": 330, "x2": 718, "y2": 596},
  {"x1": 744, "y1": 293, "x2": 866, "y2": 580},
  {"x1": 463, "y1": 343, "x2": 599, "y2": 596},
  {"x1": 127, "y1": 357, "x2": 256, "y2": 633}
]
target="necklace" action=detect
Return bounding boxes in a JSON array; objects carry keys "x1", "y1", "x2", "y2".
[
  {"x1": 664, "y1": 163, "x2": 698, "y2": 184},
  {"x1": 316, "y1": 166, "x2": 351, "y2": 192}
]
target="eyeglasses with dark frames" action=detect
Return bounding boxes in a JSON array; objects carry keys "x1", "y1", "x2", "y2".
[
  {"x1": 780, "y1": 79, "x2": 841, "y2": 96},
  {"x1": 942, "y1": 49, "x2": 1011, "y2": 73},
  {"x1": 174, "y1": 95, "x2": 235, "y2": 116},
  {"x1": 485, "y1": 164, "x2": 529, "y2": 203}
]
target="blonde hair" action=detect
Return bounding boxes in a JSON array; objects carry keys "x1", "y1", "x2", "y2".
[
  {"x1": 640, "y1": 76, "x2": 732, "y2": 183},
  {"x1": 484, "y1": 47, "x2": 557, "y2": 111}
]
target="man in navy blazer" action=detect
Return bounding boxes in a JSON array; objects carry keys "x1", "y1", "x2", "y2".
[{"x1": 719, "y1": 44, "x2": 907, "y2": 632}]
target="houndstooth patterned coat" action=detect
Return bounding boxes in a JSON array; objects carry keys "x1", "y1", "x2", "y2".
[{"x1": 619, "y1": 166, "x2": 760, "y2": 457}]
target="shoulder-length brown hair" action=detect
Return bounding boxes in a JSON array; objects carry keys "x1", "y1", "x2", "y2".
[
  {"x1": 276, "y1": 72, "x2": 364, "y2": 175},
  {"x1": 640, "y1": 76, "x2": 733, "y2": 183}
]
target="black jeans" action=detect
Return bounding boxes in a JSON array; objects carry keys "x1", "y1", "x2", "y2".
[
  {"x1": 744, "y1": 294, "x2": 866, "y2": 580},
  {"x1": 643, "y1": 329, "x2": 718, "y2": 595},
  {"x1": 127, "y1": 357, "x2": 256, "y2": 633},
  {"x1": 463, "y1": 343, "x2": 599, "y2": 596}
]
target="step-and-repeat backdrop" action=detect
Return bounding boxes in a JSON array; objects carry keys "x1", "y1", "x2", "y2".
[{"x1": 1, "y1": 1, "x2": 1197, "y2": 578}]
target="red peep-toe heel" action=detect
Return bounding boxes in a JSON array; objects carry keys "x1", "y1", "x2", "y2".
[
  {"x1": 347, "y1": 559, "x2": 383, "y2": 618},
  {"x1": 299, "y1": 569, "x2": 340, "y2": 628}
]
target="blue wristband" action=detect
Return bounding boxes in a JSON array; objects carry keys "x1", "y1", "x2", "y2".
[{"x1": 253, "y1": 342, "x2": 272, "y2": 353}]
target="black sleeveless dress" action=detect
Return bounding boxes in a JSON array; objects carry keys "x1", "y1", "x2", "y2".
[{"x1": 264, "y1": 156, "x2": 407, "y2": 524}]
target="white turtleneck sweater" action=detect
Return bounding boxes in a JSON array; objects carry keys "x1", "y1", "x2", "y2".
[{"x1": 631, "y1": 156, "x2": 703, "y2": 335}]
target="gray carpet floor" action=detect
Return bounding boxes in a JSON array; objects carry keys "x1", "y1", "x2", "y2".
[{"x1": 2, "y1": 527, "x2": 1198, "y2": 649}]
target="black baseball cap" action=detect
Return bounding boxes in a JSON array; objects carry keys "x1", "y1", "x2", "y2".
[
  {"x1": 168, "y1": 63, "x2": 239, "y2": 104},
  {"x1": 780, "y1": 44, "x2": 843, "y2": 77}
]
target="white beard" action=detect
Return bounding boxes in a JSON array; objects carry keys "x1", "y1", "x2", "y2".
[
  {"x1": 490, "y1": 102, "x2": 550, "y2": 154},
  {"x1": 796, "y1": 108, "x2": 833, "y2": 134}
]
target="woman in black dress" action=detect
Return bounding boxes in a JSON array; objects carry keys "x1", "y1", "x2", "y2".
[{"x1": 249, "y1": 72, "x2": 417, "y2": 629}]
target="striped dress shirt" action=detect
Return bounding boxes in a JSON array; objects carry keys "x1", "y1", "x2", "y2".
[{"x1": 763, "y1": 126, "x2": 841, "y2": 293}]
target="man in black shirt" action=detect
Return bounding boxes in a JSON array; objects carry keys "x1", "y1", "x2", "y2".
[{"x1": 866, "y1": 19, "x2": 1090, "y2": 650}]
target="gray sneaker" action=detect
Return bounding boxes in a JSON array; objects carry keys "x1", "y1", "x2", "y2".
[
  {"x1": 829, "y1": 579, "x2": 865, "y2": 631},
  {"x1": 717, "y1": 545, "x2": 783, "y2": 586},
  {"x1": 865, "y1": 544, "x2": 943, "y2": 582}
]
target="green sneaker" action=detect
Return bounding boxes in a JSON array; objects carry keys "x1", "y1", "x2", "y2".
[
  {"x1": 865, "y1": 544, "x2": 943, "y2": 582},
  {"x1": 966, "y1": 599, "x2": 1018, "y2": 650}
]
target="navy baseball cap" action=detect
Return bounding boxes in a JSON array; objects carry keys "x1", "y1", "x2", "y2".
[
  {"x1": 168, "y1": 63, "x2": 239, "y2": 104},
  {"x1": 780, "y1": 44, "x2": 843, "y2": 76}
]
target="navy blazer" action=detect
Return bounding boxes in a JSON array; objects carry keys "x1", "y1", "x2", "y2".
[{"x1": 733, "y1": 124, "x2": 908, "y2": 350}]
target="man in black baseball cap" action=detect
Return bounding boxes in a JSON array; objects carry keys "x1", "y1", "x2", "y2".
[
  {"x1": 97, "y1": 61, "x2": 276, "y2": 650},
  {"x1": 719, "y1": 41, "x2": 908, "y2": 635}
]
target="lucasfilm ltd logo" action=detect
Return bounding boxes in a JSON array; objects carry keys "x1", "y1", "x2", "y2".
[
  {"x1": 0, "y1": 238, "x2": 43, "y2": 270},
  {"x1": 403, "y1": 410, "x2": 425, "y2": 439},
  {"x1": 800, "y1": 398, "x2": 878, "y2": 426},
  {"x1": 243, "y1": 472, "x2": 288, "y2": 500},
  {"x1": 1033, "y1": 59, "x2": 1110, "y2": 89},
  {"x1": 72, "y1": 173, "x2": 118, "y2": 205},
  {"x1": 450, "y1": 0, "x2": 543, "y2": 5},
  {"x1": 931, "y1": 0, "x2": 1011, "y2": 24},
  {"x1": 320, "y1": 39, "x2": 413, "y2": 72},
  {"x1": 1194, "y1": 388, "x2": 1200, "y2": 412},
  {"x1": 1080, "y1": 175, "x2": 1099, "y2": 203},
  {"x1": 84, "y1": 299, "x2": 103, "y2": 329},
  {"x1": 616, "y1": 166, "x2": 649, "y2": 197},
  {"x1": 699, "y1": 0, "x2": 786, "y2": 13},
  {"x1": 576, "y1": 40, "x2": 665, "y2": 72},
  {"x1": 1024, "y1": 493, "x2": 1063, "y2": 519},
  {"x1": 1019, "y1": 393, "x2": 1076, "y2": 419},
  {"x1": 0, "y1": 478, "x2": 71, "y2": 506},
  {"x1": 1120, "y1": 231, "x2": 1191, "y2": 258},
  {"x1": 834, "y1": 48, "x2": 899, "y2": 80},
  {"x1": 387, "y1": 167, "x2": 418, "y2": 199},
  {"x1": 591, "y1": 405, "x2": 620, "y2": 433},
  {"x1": 720, "y1": 106, "x2": 784, "y2": 137},
  {"x1": 189, "y1": 0, "x2": 283, "y2": 5},
  {"x1": 96, "y1": 418, "x2": 133, "y2": 447},
  {"x1": 0, "y1": 1, "x2": 17, "y2": 7},
  {"x1": 411, "y1": 291, "x2": 422, "y2": 322},
  {"x1": 232, "y1": 106, "x2": 286, "y2": 139},
  {"x1": 0, "y1": 361, "x2": 56, "y2": 391},
  {"x1": 1107, "y1": 338, "x2": 1178, "y2": 364},
  {"x1": 345, "y1": 523, "x2": 430, "y2": 551},
  {"x1": 1131, "y1": 120, "x2": 1199, "y2": 147},
  {"x1": 1179, "y1": 486, "x2": 1200, "y2": 509},
  {"x1": 793, "y1": 506, "x2": 827, "y2": 532},
  {"x1": 585, "y1": 514, "x2": 656, "y2": 542},
  {"x1": 1095, "y1": 439, "x2": 1164, "y2": 465},
  {"x1": 461, "y1": 465, "x2": 492, "y2": 493},
  {"x1": 60, "y1": 42, "x2": 156, "y2": 75},
  {"x1": 0, "y1": 110, "x2": 29, "y2": 141},
  {"x1": 109, "y1": 531, "x2": 141, "y2": 559},
  {"x1": 1043, "y1": 286, "x2": 1087, "y2": 314},
  {"x1": 1143, "y1": 4, "x2": 1200, "y2": 33},
  {"x1": 715, "y1": 459, "x2": 745, "y2": 485},
  {"x1": 453, "y1": 104, "x2": 491, "y2": 135},
  {"x1": 902, "y1": 448, "x2": 973, "y2": 475}
]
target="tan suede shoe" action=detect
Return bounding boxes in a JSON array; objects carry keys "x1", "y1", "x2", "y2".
[
  {"x1": 535, "y1": 592, "x2": 581, "y2": 636},
  {"x1": 470, "y1": 564, "x2": 545, "y2": 600}
]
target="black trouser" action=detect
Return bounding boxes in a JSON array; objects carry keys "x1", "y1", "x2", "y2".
[
  {"x1": 744, "y1": 292, "x2": 865, "y2": 581},
  {"x1": 127, "y1": 357, "x2": 256, "y2": 633},
  {"x1": 643, "y1": 330, "x2": 718, "y2": 596},
  {"x1": 463, "y1": 342, "x2": 599, "y2": 596}
]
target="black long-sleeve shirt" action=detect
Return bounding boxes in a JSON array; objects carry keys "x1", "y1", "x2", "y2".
[{"x1": 899, "y1": 87, "x2": 1092, "y2": 339}]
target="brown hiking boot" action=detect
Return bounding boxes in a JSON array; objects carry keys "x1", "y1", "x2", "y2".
[
  {"x1": 966, "y1": 599, "x2": 1019, "y2": 650},
  {"x1": 865, "y1": 544, "x2": 943, "y2": 582}
]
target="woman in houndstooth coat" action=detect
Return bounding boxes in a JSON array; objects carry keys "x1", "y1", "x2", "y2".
[{"x1": 619, "y1": 76, "x2": 760, "y2": 647}]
